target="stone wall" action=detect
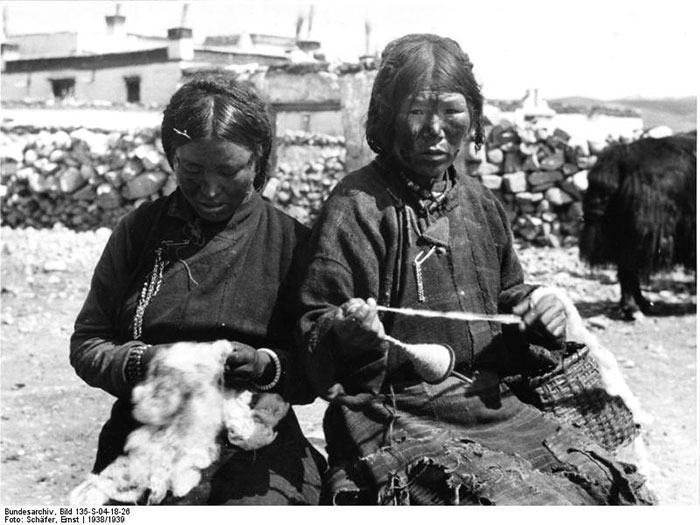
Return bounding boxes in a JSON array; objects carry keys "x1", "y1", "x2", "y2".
[
  {"x1": 0, "y1": 125, "x2": 346, "y2": 230},
  {"x1": 1, "y1": 118, "x2": 617, "y2": 247},
  {"x1": 461, "y1": 123, "x2": 596, "y2": 247}
]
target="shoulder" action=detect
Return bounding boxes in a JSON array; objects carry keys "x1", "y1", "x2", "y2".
[
  {"x1": 306, "y1": 160, "x2": 401, "y2": 252},
  {"x1": 259, "y1": 198, "x2": 311, "y2": 244},
  {"x1": 119, "y1": 193, "x2": 173, "y2": 230},
  {"x1": 332, "y1": 161, "x2": 390, "y2": 196},
  {"x1": 104, "y1": 195, "x2": 172, "y2": 247},
  {"x1": 458, "y1": 173, "x2": 505, "y2": 210},
  {"x1": 458, "y1": 172, "x2": 498, "y2": 201},
  {"x1": 456, "y1": 172, "x2": 511, "y2": 230},
  {"x1": 320, "y1": 160, "x2": 398, "y2": 223}
]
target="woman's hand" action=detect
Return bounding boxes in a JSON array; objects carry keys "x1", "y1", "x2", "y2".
[
  {"x1": 512, "y1": 292, "x2": 567, "y2": 343},
  {"x1": 333, "y1": 297, "x2": 386, "y2": 351},
  {"x1": 223, "y1": 342, "x2": 274, "y2": 386}
]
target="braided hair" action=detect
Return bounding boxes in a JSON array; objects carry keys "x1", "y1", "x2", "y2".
[
  {"x1": 365, "y1": 33, "x2": 484, "y2": 157},
  {"x1": 161, "y1": 73, "x2": 273, "y2": 191}
]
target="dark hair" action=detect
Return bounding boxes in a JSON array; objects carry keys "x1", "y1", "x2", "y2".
[
  {"x1": 161, "y1": 73, "x2": 273, "y2": 190},
  {"x1": 366, "y1": 33, "x2": 484, "y2": 156}
]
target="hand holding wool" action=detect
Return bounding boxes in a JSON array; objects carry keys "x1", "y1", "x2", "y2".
[
  {"x1": 223, "y1": 342, "x2": 275, "y2": 386},
  {"x1": 513, "y1": 290, "x2": 567, "y2": 344},
  {"x1": 333, "y1": 297, "x2": 386, "y2": 352},
  {"x1": 70, "y1": 340, "x2": 290, "y2": 506}
]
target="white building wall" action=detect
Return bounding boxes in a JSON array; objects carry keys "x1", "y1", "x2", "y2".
[
  {"x1": 6, "y1": 32, "x2": 79, "y2": 58},
  {"x1": 77, "y1": 63, "x2": 183, "y2": 105},
  {"x1": 550, "y1": 113, "x2": 644, "y2": 143},
  {"x1": 1, "y1": 62, "x2": 183, "y2": 105},
  {"x1": 489, "y1": 106, "x2": 644, "y2": 144},
  {"x1": 275, "y1": 110, "x2": 343, "y2": 136}
]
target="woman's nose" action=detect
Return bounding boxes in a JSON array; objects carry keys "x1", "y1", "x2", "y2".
[
  {"x1": 201, "y1": 176, "x2": 221, "y2": 198},
  {"x1": 421, "y1": 113, "x2": 444, "y2": 138}
]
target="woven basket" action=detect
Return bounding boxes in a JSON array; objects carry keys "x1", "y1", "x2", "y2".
[{"x1": 506, "y1": 342, "x2": 640, "y2": 451}]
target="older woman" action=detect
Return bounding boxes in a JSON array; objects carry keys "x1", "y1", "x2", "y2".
[
  {"x1": 297, "y1": 34, "x2": 655, "y2": 505},
  {"x1": 70, "y1": 74, "x2": 325, "y2": 505}
]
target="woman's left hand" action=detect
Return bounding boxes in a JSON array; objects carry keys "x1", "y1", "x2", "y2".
[{"x1": 512, "y1": 292, "x2": 567, "y2": 342}]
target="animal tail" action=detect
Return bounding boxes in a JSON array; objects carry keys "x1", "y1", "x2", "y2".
[{"x1": 579, "y1": 151, "x2": 621, "y2": 266}]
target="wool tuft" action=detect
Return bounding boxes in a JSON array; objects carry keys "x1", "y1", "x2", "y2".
[{"x1": 69, "y1": 339, "x2": 289, "y2": 505}]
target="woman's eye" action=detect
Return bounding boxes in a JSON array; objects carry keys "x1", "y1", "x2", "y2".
[
  {"x1": 182, "y1": 166, "x2": 201, "y2": 175},
  {"x1": 220, "y1": 165, "x2": 250, "y2": 178},
  {"x1": 408, "y1": 108, "x2": 424, "y2": 115}
]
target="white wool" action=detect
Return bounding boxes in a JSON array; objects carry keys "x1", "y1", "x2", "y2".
[
  {"x1": 69, "y1": 339, "x2": 289, "y2": 506},
  {"x1": 530, "y1": 287, "x2": 657, "y2": 481},
  {"x1": 530, "y1": 287, "x2": 652, "y2": 426}
]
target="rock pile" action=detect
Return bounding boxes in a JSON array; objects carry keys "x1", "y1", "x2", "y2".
[
  {"x1": 0, "y1": 125, "x2": 346, "y2": 230},
  {"x1": 1, "y1": 126, "x2": 170, "y2": 230},
  {"x1": 463, "y1": 123, "x2": 605, "y2": 246},
  {"x1": 1, "y1": 121, "x2": 614, "y2": 243},
  {"x1": 266, "y1": 131, "x2": 346, "y2": 225}
]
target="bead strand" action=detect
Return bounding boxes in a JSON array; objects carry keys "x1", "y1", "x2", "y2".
[
  {"x1": 132, "y1": 248, "x2": 165, "y2": 340},
  {"x1": 253, "y1": 348, "x2": 282, "y2": 391}
]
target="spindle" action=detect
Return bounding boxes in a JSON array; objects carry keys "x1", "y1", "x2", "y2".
[{"x1": 384, "y1": 334, "x2": 456, "y2": 384}]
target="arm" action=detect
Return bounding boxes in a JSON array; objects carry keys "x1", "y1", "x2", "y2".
[
  {"x1": 491, "y1": 198, "x2": 566, "y2": 346},
  {"x1": 296, "y1": 183, "x2": 395, "y2": 398},
  {"x1": 257, "y1": 227, "x2": 319, "y2": 405},
  {"x1": 494, "y1": 197, "x2": 539, "y2": 312},
  {"x1": 69, "y1": 212, "x2": 147, "y2": 399}
]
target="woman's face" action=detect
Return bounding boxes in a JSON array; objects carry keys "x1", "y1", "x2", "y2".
[
  {"x1": 392, "y1": 89, "x2": 471, "y2": 182},
  {"x1": 174, "y1": 138, "x2": 256, "y2": 223}
]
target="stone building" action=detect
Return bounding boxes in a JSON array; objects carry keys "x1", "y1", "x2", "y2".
[{"x1": 0, "y1": 5, "x2": 307, "y2": 106}]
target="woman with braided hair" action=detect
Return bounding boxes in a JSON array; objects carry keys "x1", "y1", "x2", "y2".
[
  {"x1": 296, "y1": 33, "x2": 656, "y2": 505},
  {"x1": 70, "y1": 73, "x2": 325, "y2": 505}
]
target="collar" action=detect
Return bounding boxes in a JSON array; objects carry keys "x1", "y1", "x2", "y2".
[{"x1": 376, "y1": 157, "x2": 460, "y2": 217}]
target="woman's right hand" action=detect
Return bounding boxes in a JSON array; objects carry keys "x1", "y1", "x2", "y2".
[{"x1": 332, "y1": 297, "x2": 386, "y2": 351}]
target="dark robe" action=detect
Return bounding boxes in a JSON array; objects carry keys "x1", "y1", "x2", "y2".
[
  {"x1": 71, "y1": 189, "x2": 325, "y2": 505},
  {"x1": 297, "y1": 159, "x2": 655, "y2": 505}
]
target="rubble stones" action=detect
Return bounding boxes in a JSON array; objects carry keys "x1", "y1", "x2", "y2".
[
  {"x1": 480, "y1": 174, "x2": 503, "y2": 191},
  {"x1": 528, "y1": 170, "x2": 564, "y2": 189},
  {"x1": 58, "y1": 167, "x2": 84, "y2": 194},
  {"x1": 476, "y1": 162, "x2": 501, "y2": 176},
  {"x1": 545, "y1": 187, "x2": 574, "y2": 207},
  {"x1": 572, "y1": 170, "x2": 589, "y2": 192},
  {"x1": 503, "y1": 171, "x2": 527, "y2": 193},
  {"x1": 1, "y1": 118, "x2": 614, "y2": 243}
]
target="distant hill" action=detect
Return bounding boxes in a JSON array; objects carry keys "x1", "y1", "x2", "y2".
[{"x1": 548, "y1": 96, "x2": 697, "y2": 133}]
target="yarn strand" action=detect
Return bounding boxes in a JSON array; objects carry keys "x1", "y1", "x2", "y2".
[{"x1": 376, "y1": 305, "x2": 521, "y2": 325}]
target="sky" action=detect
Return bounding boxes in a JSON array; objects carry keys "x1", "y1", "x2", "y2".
[{"x1": 2, "y1": 0, "x2": 698, "y2": 101}]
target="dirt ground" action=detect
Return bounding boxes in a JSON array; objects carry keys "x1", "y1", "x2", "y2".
[{"x1": 0, "y1": 225, "x2": 696, "y2": 506}]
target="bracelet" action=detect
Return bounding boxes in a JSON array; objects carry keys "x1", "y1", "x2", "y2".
[
  {"x1": 125, "y1": 344, "x2": 149, "y2": 385},
  {"x1": 253, "y1": 348, "x2": 282, "y2": 391}
]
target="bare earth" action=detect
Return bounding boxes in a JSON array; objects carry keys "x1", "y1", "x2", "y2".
[{"x1": 0, "y1": 226, "x2": 696, "y2": 506}]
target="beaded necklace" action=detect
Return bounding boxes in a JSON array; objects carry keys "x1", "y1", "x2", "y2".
[
  {"x1": 129, "y1": 217, "x2": 223, "y2": 340},
  {"x1": 131, "y1": 247, "x2": 165, "y2": 340},
  {"x1": 395, "y1": 169, "x2": 451, "y2": 215}
]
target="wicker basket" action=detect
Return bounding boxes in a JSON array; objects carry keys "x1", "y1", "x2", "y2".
[{"x1": 506, "y1": 342, "x2": 640, "y2": 451}]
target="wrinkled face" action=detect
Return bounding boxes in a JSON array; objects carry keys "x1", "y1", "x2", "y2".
[
  {"x1": 174, "y1": 138, "x2": 256, "y2": 223},
  {"x1": 392, "y1": 89, "x2": 471, "y2": 182}
]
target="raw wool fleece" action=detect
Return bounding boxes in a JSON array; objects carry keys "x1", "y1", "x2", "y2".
[
  {"x1": 530, "y1": 286, "x2": 656, "y2": 483},
  {"x1": 69, "y1": 340, "x2": 290, "y2": 506}
]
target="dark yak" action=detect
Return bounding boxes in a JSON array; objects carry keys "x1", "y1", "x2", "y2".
[{"x1": 579, "y1": 131, "x2": 696, "y2": 320}]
